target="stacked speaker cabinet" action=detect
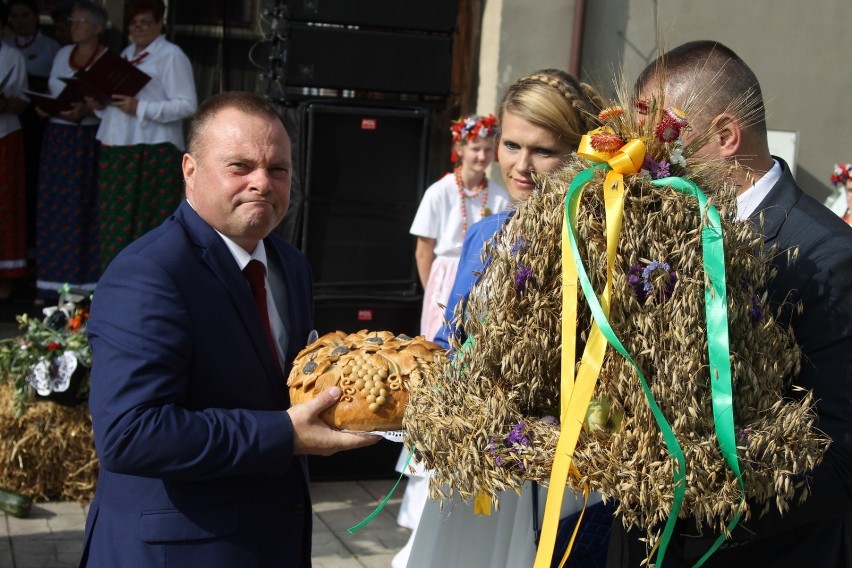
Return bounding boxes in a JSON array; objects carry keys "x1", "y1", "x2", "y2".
[
  {"x1": 280, "y1": 102, "x2": 430, "y2": 480},
  {"x1": 282, "y1": 0, "x2": 457, "y2": 97},
  {"x1": 286, "y1": 102, "x2": 430, "y2": 337},
  {"x1": 274, "y1": 1, "x2": 457, "y2": 480}
]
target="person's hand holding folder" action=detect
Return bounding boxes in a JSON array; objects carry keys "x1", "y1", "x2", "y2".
[
  {"x1": 110, "y1": 94, "x2": 138, "y2": 116},
  {"x1": 27, "y1": 85, "x2": 85, "y2": 118}
]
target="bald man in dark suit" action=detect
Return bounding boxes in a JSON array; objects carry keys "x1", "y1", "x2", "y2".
[{"x1": 606, "y1": 40, "x2": 852, "y2": 568}]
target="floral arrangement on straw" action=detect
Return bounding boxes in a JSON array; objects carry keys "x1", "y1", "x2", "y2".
[
  {"x1": 404, "y1": 80, "x2": 829, "y2": 557},
  {"x1": 0, "y1": 287, "x2": 92, "y2": 418}
]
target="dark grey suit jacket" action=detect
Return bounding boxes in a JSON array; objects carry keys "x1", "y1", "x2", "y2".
[{"x1": 608, "y1": 159, "x2": 852, "y2": 567}]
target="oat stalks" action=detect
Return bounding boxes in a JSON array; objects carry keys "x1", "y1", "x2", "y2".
[{"x1": 405, "y1": 157, "x2": 827, "y2": 545}]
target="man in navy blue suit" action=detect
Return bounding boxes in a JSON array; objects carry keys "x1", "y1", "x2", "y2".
[
  {"x1": 606, "y1": 41, "x2": 852, "y2": 567},
  {"x1": 80, "y1": 91, "x2": 379, "y2": 566}
]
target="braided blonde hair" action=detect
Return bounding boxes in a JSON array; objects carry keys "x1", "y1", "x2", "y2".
[{"x1": 499, "y1": 69, "x2": 602, "y2": 149}]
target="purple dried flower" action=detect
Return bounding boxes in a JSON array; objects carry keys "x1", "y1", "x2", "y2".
[
  {"x1": 489, "y1": 423, "x2": 533, "y2": 470},
  {"x1": 627, "y1": 267, "x2": 642, "y2": 286},
  {"x1": 515, "y1": 265, "x2": 533, "y2": 291},
  {"x1": 741, "y1": 280, "x2": 764, "y2": 327},
  {"x1": 506, "y1": 421, "x2": 531, "y2": 447},
  {"x1": 642, "y1": 155, "x2": 671, "y2": 180},
  {"x1": 629, "y1": 260, "x2": 677, "y2": 303},
  {"x1": 487, "y1": 437, "x2": 504, "y2": 466},
  {"x1": 510, "y1": 237, "x2": 527, "y2": 257},
  {"x1": 628, "y1": 265, "x2": 646, "y2": 302}
]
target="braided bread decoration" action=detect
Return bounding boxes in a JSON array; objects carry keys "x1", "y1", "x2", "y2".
[{"x1": 287, "y1": 330, "x2": 446, "y2": 431}]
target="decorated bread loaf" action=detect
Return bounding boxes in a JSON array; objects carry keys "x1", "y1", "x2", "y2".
[{"x1": 287, "y1": 330, "x2": 445, "y2": 431}]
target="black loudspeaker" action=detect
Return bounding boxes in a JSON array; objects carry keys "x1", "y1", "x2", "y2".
[
  {"x1": 312, "y1": 296, "x2": 422, "y2": 338},
  {"x1": 300, "y1": 103, "x2": 429, "y2": 296},
  {"x1": 286, "y1": 0, "x2": 458, "y2": 33},
  {"x1": 308, "y1": 438, "x2": 401, "y2": 481},
  {"x1": 286, "y1": 23, "x2": 453, "y2": 96},
  {"x1": 286, "y1": 103, "x2": 431, "y2": 482}
]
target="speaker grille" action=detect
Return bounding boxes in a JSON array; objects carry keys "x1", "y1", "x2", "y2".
[{"x1": 301, "y1": 104, "x2": 429, "y2": 293}]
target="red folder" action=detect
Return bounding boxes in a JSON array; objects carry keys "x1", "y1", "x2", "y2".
[
  {"x1": 60, "y1": 49, "x2": 151, "y2": 105},
  {"x1": 26, "y1": 86, "x2": 83, "y2": 116}
]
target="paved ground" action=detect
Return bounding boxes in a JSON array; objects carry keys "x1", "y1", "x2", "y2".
[{"x1": 0, "y1": 479, "x2": 410, "y2": 567}]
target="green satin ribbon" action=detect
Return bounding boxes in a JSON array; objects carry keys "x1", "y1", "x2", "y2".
[
  {"x1": 651, "y1": 176, "x2": 745, "y2": 566},
  {"x1": 565, "y1": 166, "x2": 687, "y2": 566},
  {"x1": 565, "y1": 168, "x2": 745, "y2": 566},
  {"x1": 347, "y1": 448, "x2": 414, "y2": 533}
]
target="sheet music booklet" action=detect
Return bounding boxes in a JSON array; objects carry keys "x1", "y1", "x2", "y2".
[
  {"x1": 25, "y1": 84, "x2": 83, "y2": 116},
  {"x1": 60, "y1": 49, "x2": 151, "y2": 106}
]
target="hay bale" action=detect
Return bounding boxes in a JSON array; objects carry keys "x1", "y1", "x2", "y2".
[{"x1": 0, "y1": 383, "x2": 97, "y2": 503}]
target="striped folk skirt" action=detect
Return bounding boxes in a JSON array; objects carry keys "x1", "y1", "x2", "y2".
[
  {"x1": 36, "y1": 122, "x2": 101, "y2": 298},
  {"x1": 97, "y1": 142, "x2": 183, "y2": 272}
]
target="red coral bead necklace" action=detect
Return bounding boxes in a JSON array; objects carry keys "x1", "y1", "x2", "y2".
[
  {"x1": 69, "y1": 44, "x2": 104, "y2": 71},
  {"x1": 455, "y1": 165, "x2": 489, "y2": 235}
]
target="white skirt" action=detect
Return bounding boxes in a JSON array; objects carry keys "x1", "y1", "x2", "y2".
[
  {"x1": 405, "y1": 484, "x2": 602, "y2": 568},
  {"x1": 420, "y1": 255, "x2": 459, "y2": 342}
]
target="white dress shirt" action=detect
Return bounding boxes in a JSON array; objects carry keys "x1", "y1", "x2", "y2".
[
  {"x1": 736, "y1": 159, "x2": 781, "y2": 221},
  {"x1": 0, "y1": 43, "x2": 28, "y2": 138},
  {"x1": 95, "y1": 35, "x2": 197, "y2": 149}
]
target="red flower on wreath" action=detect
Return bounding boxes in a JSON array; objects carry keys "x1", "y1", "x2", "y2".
[
  {"x1": 450, "y1": 114, "x2": 500, "y2": 162},
  {"x1": 655, "y1": 108, "x2": 688, "y2": 143}
]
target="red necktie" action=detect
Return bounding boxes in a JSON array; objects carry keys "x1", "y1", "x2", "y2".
[{"x1": 243, "y1": 259, "x2": 282, "y2": 376}]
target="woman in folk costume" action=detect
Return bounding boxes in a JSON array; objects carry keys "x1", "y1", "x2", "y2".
[
  {"x1": 86, "y1": 0, "x2": 196, "y2": 272},
  {"x1": 410, "y1": 113, "x2": 510, "y2": 342},
  {"x1": 0, "y1": 41, "x2": 28, "y2": 301},
  {"x1": 33, "y1": 0, "x2": 109, "y2": 299}
]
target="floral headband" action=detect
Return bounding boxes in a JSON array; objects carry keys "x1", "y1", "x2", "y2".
[
  {"x1": 831, "y1": 163, "x2": 852, "y2": 186},
  {"x1": 450, "y1": 114, "x2": 499, "y2": 162}
]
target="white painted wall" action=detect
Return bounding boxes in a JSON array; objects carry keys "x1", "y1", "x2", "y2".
[{"x1": 477, "y1": 0, "x2": 852, "y2": 201}]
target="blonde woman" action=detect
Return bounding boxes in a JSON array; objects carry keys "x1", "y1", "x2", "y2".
[{"x1": 402, "y1": 70, "x2": 612, "y2": 568}]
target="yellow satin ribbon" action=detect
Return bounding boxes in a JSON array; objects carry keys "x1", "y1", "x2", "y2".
[
  {"x1": 578, "y1": 128, "x2": 647, "y2": 211},
  {"x1": 533, "y1": 135, "x2": 645, "y2": 568},
  {"x1": 474, "y1": 492, "x2": 491, "y2": 515}
]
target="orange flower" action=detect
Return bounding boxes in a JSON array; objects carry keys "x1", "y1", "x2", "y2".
[
  {"x1": 598, "y1": 106, "x2": 624, "y2": 121},
  {"x1": 590, "y1": 131, "x2": 624, "y2": 153}
]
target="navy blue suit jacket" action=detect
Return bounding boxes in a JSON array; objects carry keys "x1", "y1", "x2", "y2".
[{"x1": 80, "y1": 201, "x2": 315, "y2": 566}]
